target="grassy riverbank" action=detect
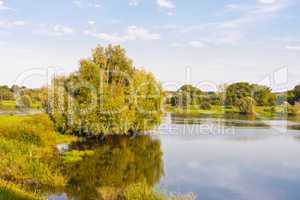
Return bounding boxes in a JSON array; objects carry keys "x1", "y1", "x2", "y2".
[
  {"x1": 0, "y1": 114, "x2": 76, "y2": 200},
  {"x1": 166, "y1": 105, "x2": 287, "y2": 118},
  {"x1": 0, "y1": 180, "x2": 43, "y2": 200},
  {"x1": 0, "y1": 100, "x2": 42, "y2": 110}
]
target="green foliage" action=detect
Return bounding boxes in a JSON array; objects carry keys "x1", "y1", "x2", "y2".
[
  {"x1": 120, "y1": 182, "x2": 165, "y2": 200},
  {"x1": 288, "y1": 102, "x2": 300, "y2": 116},
  {"x1": 0, "y1": 100, "x2": 16, "y2": 110},
  {"x1": 16, "y1": 95, "x2": 32, "y2": 110},
  {"x1": 0, "y1": 114, "x2": 67, "y2": 190},
  {"x1": 61, "y1": 150, "x2": 95, "y2": 164},
  {"x1": 118, "y1": 182, "x2": 196, "y2": 200},
  {"x1": 0, "y1": 85, "x2": 14, "y2": 101},
  {"x1": 225, "y1": 82, "x2": 252, "y2": 105},
  {"x1": 225, "y1": 82, "x2": 275, "y2": 108},
  {"x1": 236, "y1": 97, "x2": 256, "y2": 114},
  {"x1": 0, "y1": 180, "x2": 44, "y2": 200},
  {"x1": 200, "y1": 102, "x2": 212, "y2": 110},
  {"x1": 47, "y1": 45, "x2": 163, "y2": 136},
  {"x1": 251, "y1": 84, "x2": 275, "y2": 106},
  {"x1": 0, "y1": 114, "x2": 57, "y2": 146},
  {"x1": 287, "y1": 85, "x2": 300, "y2": 105},
  {"x1": 172, "y1": 85, "x2": 202, "y2": 107}
]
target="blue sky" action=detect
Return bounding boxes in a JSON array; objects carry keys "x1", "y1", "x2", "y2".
[{"x1": 0, "y1": 0, "x2": 300, "y2": 91}]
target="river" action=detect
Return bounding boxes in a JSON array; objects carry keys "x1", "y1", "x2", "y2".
[{"x1": 48, "y1": 113, "x2": 300, "y2": 200}]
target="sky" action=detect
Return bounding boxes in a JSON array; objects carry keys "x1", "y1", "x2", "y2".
[{"x1": 0, "y1": 0, "x2": 300, "y2": 91}]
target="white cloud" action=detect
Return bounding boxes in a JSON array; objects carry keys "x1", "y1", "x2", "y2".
[
  {"x1": 126, "y1": 26, "x2": 160, "y2": 40},
  {"x1": 221, "y1": 0, "x2": 289, "y2": 29},
  {"x1": 198, "y1": 31, "x2": 243, "y2": 46},
  {"x1": 157, "y1": 0, "x2": 175, "y2": 9},
  {"x1": 73, "y1": 0, "x2": 82, "y2": 7},
  {"x1": 189, "y1": 41, "x2": 206, "y2": 49},
  {"x1": 171, "y1": 41, "x2": 207, "y2": 49},
  {"x1": 0, "y1": 20, "x2": 26, "y2": 28},
  {"x1": 170, "y1": 42, "x2": 185, "y2": 48},
  {"x1": 88, "y1": 21, "x2": 96, "y2": 25},
  {"x1": 157, "y1": 0, "x2": 175, "y2": 15},
  {"x1": 73, "y1": 0, "x2": 101, "y2": 8},
  {"x1": 258, "y1": 0, "x2": 279, "y2": 4},
  {"x1": 85, "y1": 26, "x2": 160, "y2": 43},
  {"x1": 0, "y1": 0, "x2": 14, "y2": 11},
  {"x1": 216, "y1": 31, "x2": 243, "y2": 44},
  {"x1": 129, "y1": 0, "x2": 141, "y2": 6},
  {"x1": 34, "y1": 24, "x2": 74, "y2": 36},
  {"x1": 286, "y1": 46, "x2": 300, "y2": 51}
]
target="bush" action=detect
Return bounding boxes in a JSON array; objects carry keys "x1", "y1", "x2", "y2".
[
  {"x1": 119, "y1": 182, "x2": 165, "y2": 200},
  {"x1": 288, "y1": 102, "x2": 300, "y2": 116},
  {"x1": 199, "y1": 102, "x2": 212, "y2": 110},
  {"x1": 16, "y1": 95, "x2": 32, "y2": 110},
  {"x1": 236, "y1": 97, "x2": 256, "y2": 114}
]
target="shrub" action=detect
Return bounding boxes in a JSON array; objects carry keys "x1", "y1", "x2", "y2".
[
  {"x1": 16, "y1": 95, "x2": 32, "y2": 110},
  {"x1": 200, "y1": 102, "x2": 212, "y2": 110},
  {"x1": 236, "y1": 97, "x2": 256, "y2": 114},
  {"x1": 119, "y1": 182, "x2": 165, "y2": 200},
  {"x1": 288, "y1": 102, "x2": 300, "y2": 116}
]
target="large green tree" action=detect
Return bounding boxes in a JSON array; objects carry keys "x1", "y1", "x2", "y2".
[
  {"x1": 171, "y1": 84, "x2": 202, "y2": 107},
  {"x1": 251, "y1": 84, "x2": 276, "y2": 106},
  {"x1": 236, "y1": 97, "x2": 256, "y2": 114},
  {"x1": 47, "y1": 45, "x2": 163, "y2": 136},
  {"x1": 0, "y1": 85, "x2": 14, "y2": 101},
  {"x1": 226, "y1": 82, "x2": 275, "y2": 107},
  {"x1": 225, "y1": 82, "x2": 252, "y2": 105}
]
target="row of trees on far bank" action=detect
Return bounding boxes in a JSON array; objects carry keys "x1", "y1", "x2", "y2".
[
  {"x1": 167, "y1": 82, "x2": 300, "y2": 115},
  {"x1": 0, "y1": 85, "x2": 46, "y2": 110}
]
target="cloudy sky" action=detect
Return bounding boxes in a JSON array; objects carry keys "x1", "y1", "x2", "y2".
[{"x1": 0, "y1": 0, "x2": 299, "y2": 91}]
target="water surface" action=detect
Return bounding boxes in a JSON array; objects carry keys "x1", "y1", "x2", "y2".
[{"x1": 48, "y1": 114, "x2": 300, "y2": 200}]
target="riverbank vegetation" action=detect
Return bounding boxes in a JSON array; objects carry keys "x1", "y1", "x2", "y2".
[
  {"x1": 0, "y1": 114, "x2": 76, "y2": 200},
  {"x1": 166, "y1": 82, "x2": 300, "y2": 117},
  {"x1": 0, "y1": 85, "x2": 45, "y2": 111}
]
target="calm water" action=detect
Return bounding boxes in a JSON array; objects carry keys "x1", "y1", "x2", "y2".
[{"x1": 48, "y1": 114, "x2": 300, "y2": 200}]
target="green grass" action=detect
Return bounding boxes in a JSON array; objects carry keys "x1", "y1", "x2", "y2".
[
  {"x1": 0, "y1": 180, "x2": 44, "y2": 200},
  {"x1": 0, "y1": 100, "x2": 16, "y2": 110},
  {"x1": 61, "y1": 150, "x2": 95, "y2": 164},
  {"x1": 0, "y1": 100, "x2": 42, "y2": 110},
  {"x1": 120, "y1": 182, "x2": 196, "y2": 200},
  {"x1": 0, "y1": 114, "x2": 77, "y2": 199},
  {"x1": 121, "y1": 182, "x2": 165, "y2": 200},
  {"x1": 167, "y1": 105, "x2": 288, "y2": 118},
  {"x1": 166, "y1": 105, "x2": 237, "y2": 116}
]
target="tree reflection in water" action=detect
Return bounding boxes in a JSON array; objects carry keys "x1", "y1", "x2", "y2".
[{"x1": 63, "y1": 135, "x2": 164, "y2": 200}]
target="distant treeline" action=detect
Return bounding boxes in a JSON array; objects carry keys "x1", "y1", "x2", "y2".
[
  {"x1": 0, "y1": 85, "x2": 46, "y2": 110},
  {"x1": 166, "y1": 82, "x2": 300, "y2": 115}
]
